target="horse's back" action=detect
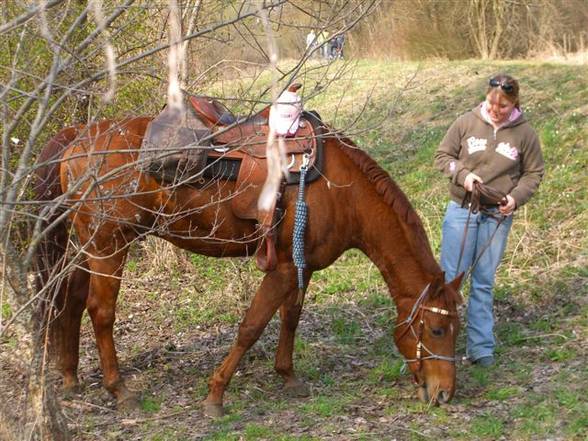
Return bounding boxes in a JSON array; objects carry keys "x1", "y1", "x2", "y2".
[
  {"x1": 60, "y1": 117, "x2": 151, "y2": 177},
  {"x1": 59, "y1": 117, "x2": 161, "y2": 243}
]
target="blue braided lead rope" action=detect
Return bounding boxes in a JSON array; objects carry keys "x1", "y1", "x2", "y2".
[{"x1": 292, "y1": 159, "x2": 309, "y2": 296}]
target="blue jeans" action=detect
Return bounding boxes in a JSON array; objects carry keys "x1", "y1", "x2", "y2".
[{"x1": 440, "y1": 201, "x2": 513, "y2": 361}]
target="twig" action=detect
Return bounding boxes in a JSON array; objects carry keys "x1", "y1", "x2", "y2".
[
  {"x1": 519, "y1": 332, "x2": 570, "y2": 341},
  {"x1": 61, "y1": 399, "x2": 116, "y2": 413}
]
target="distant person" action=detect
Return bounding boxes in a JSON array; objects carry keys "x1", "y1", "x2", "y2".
[
  {"x1": 317, "y1": 30, "x2": 329, "y2": 59},
  {"x1": 434, "y1": 74, "x2": 544, "y2": 367},
  {"x1": 328, "y1": 35, "x2": 338, "y2": 59},
  {"x1": 334, "y1": 33, "x2": 345, "y2": 59},
  {"x1": 305, "y1": 29, "x2": 316, "y2": 53}
]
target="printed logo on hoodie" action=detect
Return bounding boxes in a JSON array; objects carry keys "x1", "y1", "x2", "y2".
[
  {"x1": 495, "y1": 142, "x2": 519, "y2": 161},
  {"x1": 467, "y1": 136, "x2": 487, "y2": 155}
]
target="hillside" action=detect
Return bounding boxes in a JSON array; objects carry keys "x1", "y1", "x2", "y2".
[{"x1": 2, "y1": 60, "x2": 586, "y2": 440}]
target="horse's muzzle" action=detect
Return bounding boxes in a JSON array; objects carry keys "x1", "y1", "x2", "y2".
[{"x1": 416, "y1": 383, "x2": 453, "y2": 405}]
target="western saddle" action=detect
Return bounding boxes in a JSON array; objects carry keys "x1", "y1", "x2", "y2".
[{"x1": 139, "y1": 84, "x2": 325, "y2": 272}]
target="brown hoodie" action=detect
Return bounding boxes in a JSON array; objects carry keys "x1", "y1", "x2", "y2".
[{"x1": 434, "y1": 105, "x2": 544, "y2": 207}]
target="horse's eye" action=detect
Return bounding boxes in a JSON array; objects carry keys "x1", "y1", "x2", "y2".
[{"x1": 431, "y1": 327, "x2": 445, "y2": 337}]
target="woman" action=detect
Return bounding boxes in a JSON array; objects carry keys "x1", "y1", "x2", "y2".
[{"x1": 434, "y1": 74, "x2": 544, "y2": 367}]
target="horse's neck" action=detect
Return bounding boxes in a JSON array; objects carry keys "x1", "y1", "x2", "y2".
[{"x1": 354, "y1": 193, "x2": 439, "y2": 302}]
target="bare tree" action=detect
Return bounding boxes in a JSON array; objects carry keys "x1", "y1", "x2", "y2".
[
  {"x1": 356, "y1": 0, "x2": 588, "y2": 60},
  {"x1": 0, "y1": 1, "x2": 378, "y2": 439}
]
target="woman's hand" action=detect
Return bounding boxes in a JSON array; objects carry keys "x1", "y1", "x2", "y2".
[
  {"x1": 499, "y1": 195, "x2": 516, "y2": 215},
  {"x1": 464, "y1": 173, "x2": 483, "y2": 192}
]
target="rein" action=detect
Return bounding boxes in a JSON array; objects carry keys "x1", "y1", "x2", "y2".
[{"x1": 455, "y1": 181, "x2": 508, "y2": 285}]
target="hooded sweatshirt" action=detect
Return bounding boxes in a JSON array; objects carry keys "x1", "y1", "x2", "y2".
[{"x1": 434, "y1": 104, "x2": 544, "y2": 207}]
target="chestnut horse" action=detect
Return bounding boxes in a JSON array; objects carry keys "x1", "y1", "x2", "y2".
[{"x1": 34, "y1": 116, "x2": 463, "y2": 416}]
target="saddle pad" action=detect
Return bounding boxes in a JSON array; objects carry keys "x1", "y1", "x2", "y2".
[{"x1": 139, "y1": 104, "x2": 211, "y2": 184}]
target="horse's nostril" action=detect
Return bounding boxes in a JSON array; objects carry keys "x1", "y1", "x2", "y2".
[{"x1": 437, "y1": 390, "x2": 450, "y2": 404}]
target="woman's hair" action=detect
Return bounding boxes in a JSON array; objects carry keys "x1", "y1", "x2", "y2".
[{"x1": 486, "y1": 73, "x2": 520, "y2": 107}]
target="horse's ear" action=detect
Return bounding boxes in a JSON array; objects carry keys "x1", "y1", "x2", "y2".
[
  {"x1": 430, "y1": 272, "x2": 445, "y2": 297},
  {"x1": 288, "y1": 82, "x2": 303, "y2": 92},
  {"x1": 448, "y1": 272, "x2": 464, "y2": 291},
  {"x1": 447, "y1": 272, "x2": 465, "y2": 304}
]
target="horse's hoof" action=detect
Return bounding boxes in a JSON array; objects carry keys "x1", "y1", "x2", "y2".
[
  {"x1": 117, "y1": 392, "x2": 141, "y2": 411},
  {"x1": 202, "y1": 402, "x2": 225, "y2": 418},
  {"x1": 62, "y1": 383, "x2": 83, "y2": 400},
  {"x1": 284, "y1": 380, "x2": 310, "y2": 398}
]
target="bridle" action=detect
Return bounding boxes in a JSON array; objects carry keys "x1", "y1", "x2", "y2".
[{"x1": 395, "y1": 283, "x2": 458, "y2": 383}]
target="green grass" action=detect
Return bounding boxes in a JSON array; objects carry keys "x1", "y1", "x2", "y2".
[
  {"x1": 469, "y1": 366, "x2": 491, "y2": 387},
  {"x1": 1, "y1": 302, "x2": 12, "y2": 320},
  {"x1": 243, "y1": 423, "x2": 273, "y2": 440},
  {"x1": 470, "y1": 414, "x2": 504, "y2": 439},
  {"x1": 126, "y1": 259, "x2": 138, "y2": 272},
  {"x1": 301, "y1": 395, "x2": 347, "y2": 418},
  {"x1": 140, "y1": 396, "x2": 161, "y2": 413},
  {"x1": 330, "y1": 315, "x2": 362, "y2": 345},
  {"x1": 545, "y1": 347, "x2": 577, "y2": 362},
  {"x1": 174, "y1": 303, "x2": 239, "y2": 330},
  {"x1": 513, "y1": 400, "x2": 559, "y2": 438},
  {"x1": 368, "y1": 359, "x2": 404, "y2": 383},
  {"x1": 496, "y1": 322, "x2": 526, "y2": 346},
  {"x1": 484, "y1": 385, "x2": 519, "y2": 401}
]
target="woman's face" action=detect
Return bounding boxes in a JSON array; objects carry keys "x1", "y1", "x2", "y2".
[{"x1": 485, "y1": 91, "x2": 516, "y2": 125}]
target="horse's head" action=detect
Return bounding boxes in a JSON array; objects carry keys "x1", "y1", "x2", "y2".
[{"x1": 394, "y1": 272, "x2": 463, "y2": 405}]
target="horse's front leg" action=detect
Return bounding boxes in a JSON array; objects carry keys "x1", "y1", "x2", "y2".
[
  {"x1": 86, "y1": 250, "x2": 137, "y2": 409},
  {"x1": 203, "y1": 264, "x2": 297, "y2": 417},
  {"x1": 274, "y1": 273, "x2": 312, "y2": 397}
]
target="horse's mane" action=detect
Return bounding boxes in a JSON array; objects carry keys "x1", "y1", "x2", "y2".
[{"x1": 334, "y1": 135, "x2": 441, "y2": 277}]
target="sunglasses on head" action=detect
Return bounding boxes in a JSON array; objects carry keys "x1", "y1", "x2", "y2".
[{"x1": 489, "y1": 78, "x2": 514, "y2": 93}]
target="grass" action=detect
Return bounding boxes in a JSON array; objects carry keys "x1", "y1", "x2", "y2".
[
  {"x1": 301, "y1": 395, "x2": 348, "y2": 417},
  {"x1": 140, "y1": 395, "x2": 161, "y2": 413},
  {"x1": 368, "y1": 359, "x2": 404, "y2": 383},
  {"x1": 484, "y1": 385, "x2": 519, "y2": 401},
  {"x1": 330, "y1": 316, "x2": 362, "y2": 345},
  {"x1": 470, "y1": 413, "x2": 504, "y2": 439}
]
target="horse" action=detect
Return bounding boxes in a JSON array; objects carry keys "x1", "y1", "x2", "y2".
[{"x1": 34, "y1": 112, "x2": 463, "y2": 417}]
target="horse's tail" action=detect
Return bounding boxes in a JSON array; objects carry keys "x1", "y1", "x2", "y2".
[
  {"x1": 33, "y1": 127, "x2": 78, "y2": 292},
  {"x1": 32, "y1": 126, "x2": 86, "y2": 358}
]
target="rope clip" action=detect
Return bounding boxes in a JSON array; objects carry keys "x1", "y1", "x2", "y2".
[{"x1": 301, "y1": 153, "x2": 310, "y2": 169}]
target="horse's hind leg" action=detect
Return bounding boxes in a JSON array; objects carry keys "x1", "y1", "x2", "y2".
[
  {"x1": 54, "y1": 261, "x2": 89, "y2": 395},
  {"x1": 203, "y1": 264, "x2": 298, "y2": 417},
  {"x1": 274, "y1": 274, "x2": 312, "y2": 398},
  {"x1": 86, "y1": 249, "x2": 138, "y2": 408}
]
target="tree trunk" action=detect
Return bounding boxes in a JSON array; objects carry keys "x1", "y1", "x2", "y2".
[
  {"x1": 24, "y1": 360, "x2": 71, "y2": 440},
  {"x1": 488, "y1": 0, "x2": 506, "y2": 59},
  {"x1": 467, "y1": 0, "x2": 490, "y2": 59},
  {"x1": 1, "y1": 262, "x2": 71, "y2": 441}
]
